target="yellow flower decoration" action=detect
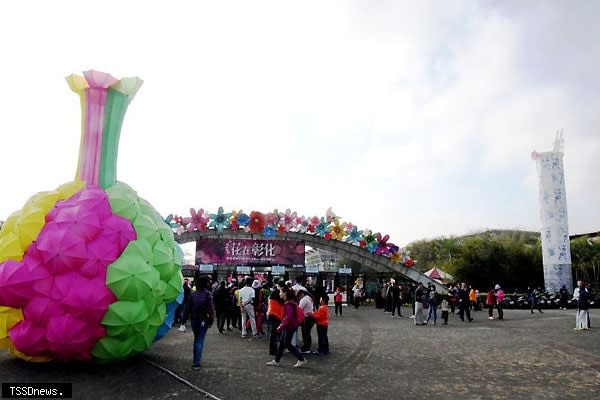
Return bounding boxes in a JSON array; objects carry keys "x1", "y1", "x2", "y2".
[
  {"x1": 390, "y1": 252, "x2": 403, "y2": 264},
  {"x1": 329, "y1": 220, "x2": 347, "y2": 240}
]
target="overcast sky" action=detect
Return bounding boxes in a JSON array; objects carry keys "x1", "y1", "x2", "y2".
[{"x1": 1, "y1": 1, "x2": 598, "y2": 246}]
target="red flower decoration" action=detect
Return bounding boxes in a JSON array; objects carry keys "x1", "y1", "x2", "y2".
[
  {"x1": 248, "y1": 211, "x2": 266, "y2": 233},
  {"x1": 277, "y1": 225, "x2": 286, "y2": 234},
  {"x1": 359, "y1": 240, "x2": 366, "y2": 247},
  {"x1": 405, "y1": 258, "x2": 414, "y2": 268},
  {"x1": 324, "y1": 232, "x2": 332, "y2": 240}
]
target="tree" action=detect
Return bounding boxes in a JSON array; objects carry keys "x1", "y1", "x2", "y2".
[{"x1": 571, "y1": 236, "x2": 600, "y2": 288}]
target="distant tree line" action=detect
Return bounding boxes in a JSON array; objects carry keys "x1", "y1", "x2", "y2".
[{"x1": 406, "y1": 231, "x2": 600, "y2": 292}]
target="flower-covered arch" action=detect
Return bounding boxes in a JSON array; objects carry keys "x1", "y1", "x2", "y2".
[{"x1": 168, "y1": 207, "x2": 415, "y2": 268}]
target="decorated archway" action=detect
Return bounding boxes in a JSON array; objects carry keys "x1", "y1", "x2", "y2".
[{"x1": 169, "y1": 207, "x2": 447, "y2": 293}]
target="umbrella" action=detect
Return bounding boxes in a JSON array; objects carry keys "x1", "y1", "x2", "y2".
[
  {"x1": 0, "y1": 260, "x2": 39, "y2": 308},
  {"x1": 91, "y1": 336, "x2": 133, "y2": 361},
  {"x1": 0, "y1": 232, "x2": 24, "y2": 261},
  {"x1": 70, "y1": 187, "x2": 112, "y2": 219},
  {"x1": 101, "y1": 300, "x2": 150, "y2": 338},
  {"x1": 80, "y1": 232, "x2": 125, "y2": 279},
  {"x1": 14, "y1": 206, "x2": 46, "y2": 248},
  {"x1": 35, "y1": 226, "x2": 88, "y2": 274},
  {"x1": 9, "y1": 320, "x2": 49, "y2": 356},
  {"x1": 100, "y1": 215, "x2": 136, "y2": 251},
  {"x1": 62, "y1": 283, "x2": 116, "y2": 323},
  {"x1": 152, "y1": 240, "x2": 175, "y2": 270},
  {"x1": 163, "y1": 272, "x2": 183, "y2": 303},
  {"x1": 120, "y1": 239, "x2": 153, "y2": 263},
  {"x1": 106, "y1": 255, "x2": 160, "y2": 300},
  {"x1": 154, "y1": 261, "x2": 179, "y2": 283},
  {"x1": 148, "y1": 303, "x2": 167, "y2": 328},
  {"x1": 46, "y1": 315, "x2": 97, "y2": 361},
  {"x1": 23, "y1": 297, "x2": 64, "y2": 323},
  {"x1": 148, "y1": 279, "x2": 167, "y2": 304},
  {"x1": 24, "y1": 190, "x2": 61, "y2": 210},
  {"x1": 130, "y1": 326, "x2": 158, "y2": 353},
  {"x1": 52, "y1": 204, "x2": 104, "y2": 242},
  {"x1": 107, "y1": 183, "x2": 140, "y2": 220},
  {"x1": 133, "y1": 214, "x2": 161, "y2": 247}
]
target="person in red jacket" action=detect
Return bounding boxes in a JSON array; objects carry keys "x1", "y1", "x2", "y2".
[
  {"x1": 310, "y1": 295, "x2": 330, "y2": 355},
  {"x1": 267, "y1": 286, "x2": 307, "y2": 368}
]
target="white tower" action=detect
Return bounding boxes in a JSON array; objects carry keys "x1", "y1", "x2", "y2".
[{"x1": 531, "y1": 131, "x2": 573, "y2": 292}]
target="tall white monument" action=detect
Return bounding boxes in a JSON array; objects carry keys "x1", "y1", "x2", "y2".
[{"x1": 531, "y1": 131, "x2": 573, "y2": 292}]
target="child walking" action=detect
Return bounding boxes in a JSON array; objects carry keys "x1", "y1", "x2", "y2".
[
  {"x1": 441, "y1": 297, "x2": 450, "y2": 325},
  {"x1": 310, "y1": 295, "x2": 330, "y2": 355}
]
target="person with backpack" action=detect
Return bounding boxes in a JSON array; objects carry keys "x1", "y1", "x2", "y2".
[
  {"x1": 267, "y1": 286, "x2": 307, "y2": 368},
  {"x1": 183, "y1": 277, "x2": 215, "y2": 369}
]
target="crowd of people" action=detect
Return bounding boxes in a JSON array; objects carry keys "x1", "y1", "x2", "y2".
[
  {"x1": 175, "y1": 275, "x2": 331, "y2": 369},
  {"x1": 377, "y1": 278, "x2": 593, "y2": 329},
  {"x1": 175, "y1": 274, "x2": 594, "y2": 369}
]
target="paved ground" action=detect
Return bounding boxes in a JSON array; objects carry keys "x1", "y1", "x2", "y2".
[{"x1": 0, "y1": 306, "x2": 599, "y2": 400}]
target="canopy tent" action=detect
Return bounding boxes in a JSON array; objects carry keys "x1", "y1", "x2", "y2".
[{"x1": 424, "y1": 267, "x2": 453, "y2": 282}]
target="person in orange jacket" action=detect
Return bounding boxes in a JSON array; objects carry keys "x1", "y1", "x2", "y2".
[{"x1": 310, "y1": 294, "x2": 330, "y2": 355}]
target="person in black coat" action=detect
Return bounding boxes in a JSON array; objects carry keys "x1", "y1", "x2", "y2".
[{"x1": 457, "y1": 282, "x2": 473, "y2": 322}]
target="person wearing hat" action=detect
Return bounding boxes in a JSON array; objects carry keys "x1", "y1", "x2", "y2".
[{"x1": 494, "y1": 284, "x2": 505, "y2": 320}]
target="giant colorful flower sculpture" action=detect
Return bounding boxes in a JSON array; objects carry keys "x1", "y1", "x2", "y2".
[{"x1": 0, "y1": 71, "x2": 182, "y2": 363}]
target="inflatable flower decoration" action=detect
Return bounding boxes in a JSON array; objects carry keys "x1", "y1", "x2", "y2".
[{"x1": 0, "y1": 71, "x2": 183, "y2": 363}]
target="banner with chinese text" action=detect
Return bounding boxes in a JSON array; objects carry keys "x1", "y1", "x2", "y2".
[{"x1": 196, "y1": 238, "x2": 305, "y2": 265}]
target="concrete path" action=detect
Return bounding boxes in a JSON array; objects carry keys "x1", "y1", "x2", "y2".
[{"x1": 0, "y1": 307, "x2": 598, "y2": 400}]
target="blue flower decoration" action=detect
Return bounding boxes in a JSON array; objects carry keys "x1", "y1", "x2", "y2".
[
  {"x1": 209, "y1": 206, "x2": 232, "y2": 234},
  {"x1": 315, "y1": 217, "x2": 330, "y2": 237},
  {"x1": 263, "y1": 225, "x2": 276, "y2": 238},
  {"x1": 163, "y1": 213, "x2": 179, "y2": 228},
  {"x1": 237, "y1": 213, "x2": 250, "y2": 227},
  {"x1": 346, "y1": 226, "x2": 363, "y2": 244}
]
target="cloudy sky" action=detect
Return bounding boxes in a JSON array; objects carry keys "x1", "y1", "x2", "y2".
[{"x1": 0, "y1": 1, "x2": 598, "y2": 246}]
